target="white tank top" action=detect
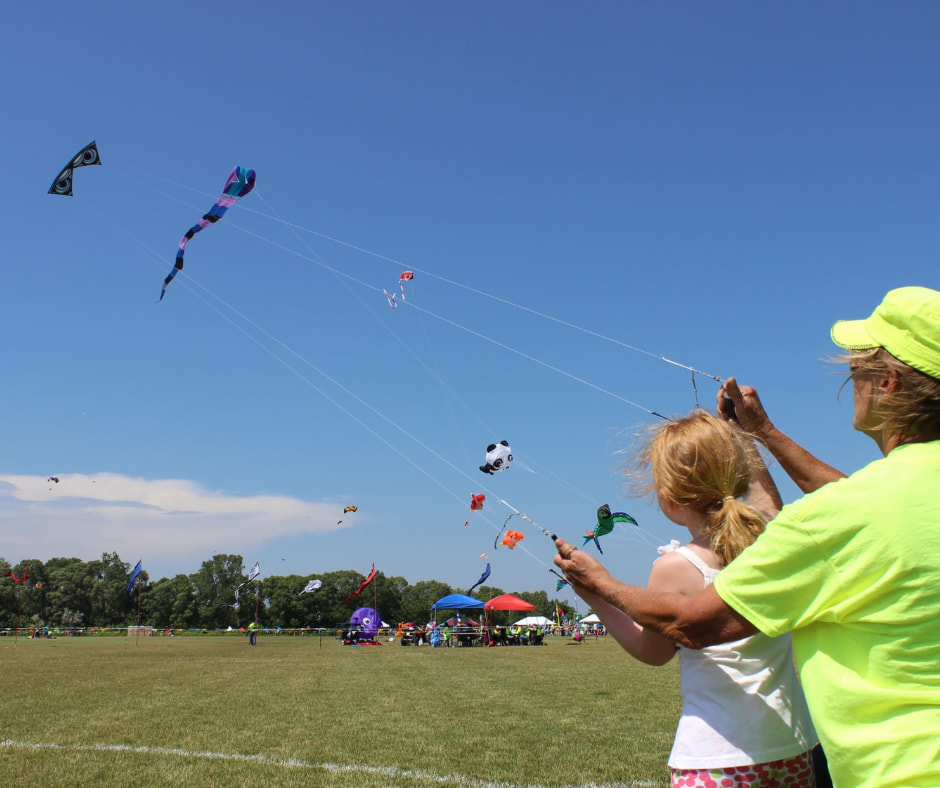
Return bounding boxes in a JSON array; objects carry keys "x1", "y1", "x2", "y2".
[{"x1": 664, "y1": 544, "x2": 817, "y2": 769}]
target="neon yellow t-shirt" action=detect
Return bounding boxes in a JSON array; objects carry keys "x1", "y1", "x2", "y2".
[{"x1": 714, "y1": 441, "x2": 940, "y2": 788}]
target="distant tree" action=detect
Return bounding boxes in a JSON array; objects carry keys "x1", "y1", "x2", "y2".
[
  {"x1": 0, "y1": 559, "x2": 34, "y2": 628},
  {"x1": 143, "y1": 574, "x2": 197, "y2": 629},
  {"x1": 265, "y1": 574, "x2": 309, "y2": 628},
  {"x1": 191, "y1": 554, "x2": 244, "y2": 630},
  {"x1": 44, "y1": 557, "x2": 94, "y2": 628},
  {"x1": 398, "y1": 579, "x2": 454, "y2": 625},
  {"x1": 86, "y1": 552, "x2": 138, "y2": 627}
]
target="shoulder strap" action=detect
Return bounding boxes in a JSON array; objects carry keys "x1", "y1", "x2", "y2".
[{"x1": 673, "y1": 546, "x2": 718, "y2": 583}]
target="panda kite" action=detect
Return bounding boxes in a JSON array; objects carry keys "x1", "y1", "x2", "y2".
[{"x1": 479, "y1": 441, "x2": 513, "y2": 474}]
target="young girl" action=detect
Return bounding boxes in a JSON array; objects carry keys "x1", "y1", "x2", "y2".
[{"x1": 562, "y1": 411, "x2": 817, "y2": 787}]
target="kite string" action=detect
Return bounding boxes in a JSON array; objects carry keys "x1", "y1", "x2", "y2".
[
  {"x1": 125, "y1": 164, "x2": 724, "y2": 383},
  {"x1": 136, "y1": 175, "x2": 714, "y2": 420},
  {"x1": 92, "y1": 195, "x2": 674, "y2": 583}
]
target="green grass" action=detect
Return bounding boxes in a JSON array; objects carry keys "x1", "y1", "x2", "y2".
[{"x1": 0, "y1": 633, "x2": 681, "y2": 787}]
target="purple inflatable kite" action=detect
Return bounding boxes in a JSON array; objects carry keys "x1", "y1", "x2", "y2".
[{"x1": 348, "y1": 607, "x2": 381, "y2": 642}]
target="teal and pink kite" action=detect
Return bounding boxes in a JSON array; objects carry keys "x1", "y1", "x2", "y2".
[{"x1": 161, "y1": 166, "x2": 256, "y2": 300}]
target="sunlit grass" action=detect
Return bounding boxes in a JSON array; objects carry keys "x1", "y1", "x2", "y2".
[{"x1": 0, "y1": 633, "x2": 680, "y2": 787}]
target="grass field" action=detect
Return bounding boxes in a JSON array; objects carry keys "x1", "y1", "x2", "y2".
[{"x1": 0, "y1": 632, "x2": 681, "y2": 787}]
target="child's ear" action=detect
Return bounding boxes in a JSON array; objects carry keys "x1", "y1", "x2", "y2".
[{"x1": 657, "y1": 490, "x2": 680, "y2": 520}]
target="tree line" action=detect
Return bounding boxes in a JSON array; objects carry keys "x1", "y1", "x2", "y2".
[{"x1": 0, "y1": 553, "x2": 574, "y2": 631}]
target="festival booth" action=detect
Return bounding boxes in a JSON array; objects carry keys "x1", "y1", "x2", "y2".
[
  {"x1": 430, "y1": 594, "x2": 485, "y2": 647},
  {"x1": 484, "y1": 594, "x2": 538, "y2": 645},
  {"x1": 483, "y1": 594, "x2": 535, "y2": 612}
]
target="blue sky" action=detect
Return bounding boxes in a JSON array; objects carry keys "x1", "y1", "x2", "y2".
[{"x1": 2, "y1": 2, "x2": 938, "y2": 602}]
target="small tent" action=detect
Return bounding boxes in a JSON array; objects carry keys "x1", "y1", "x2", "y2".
[
  {"x1": 580, "y1": 613, "x2": 601, "y2": 624},
  {"x1": 512, "y1": 616, "x2": 553, "y2": 627}
]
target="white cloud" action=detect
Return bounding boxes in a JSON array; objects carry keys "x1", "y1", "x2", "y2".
[{"x1": 0, "y1": 473, "x2": 350, "y2": 575}]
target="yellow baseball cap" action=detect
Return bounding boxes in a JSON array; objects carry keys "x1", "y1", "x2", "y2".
[{"x1": 831, "y1": 286, "x2": 940, "y2": 380}]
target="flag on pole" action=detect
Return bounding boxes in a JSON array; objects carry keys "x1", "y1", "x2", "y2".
[
  {"x1": 344, "y1": 564, "x2": 376, "y2": 603},
  {"x1": 2, "y1": 562, "x2": 28, "y2": 584},
  {"x1": 126, "y1": 560, "x2": 142, "y2": 598},
  {"x1": 467, "y1": 563, "x2": 491, "y2": 595}
]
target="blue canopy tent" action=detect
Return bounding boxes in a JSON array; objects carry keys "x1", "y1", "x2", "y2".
[
  {"x1": 431, "y1": 593, "x2": 485, "y2": 611},
  {"x1": 430, "y1": 594, "x2": 486, "y2": 647}
]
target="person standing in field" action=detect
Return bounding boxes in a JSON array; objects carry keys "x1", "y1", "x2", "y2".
[
  {"x1": 248, "y1": 620, "x2": 259, "y2": 646},
  {"x1": 556, "y1": 286, "x2": 940, "y2": 787}
]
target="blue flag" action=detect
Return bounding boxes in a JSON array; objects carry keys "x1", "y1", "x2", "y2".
[
  {"x1": 467, "y1": 563, "x2": 491, "y2": 595},
  {"x1": 126, "y1": 560, "x2": 142, "y2": 598}
]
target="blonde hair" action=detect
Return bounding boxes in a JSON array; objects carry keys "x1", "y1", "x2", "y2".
[
  {"x1": 836, "y1": 348, "x2": 940, "y2": 439},
  {"x1": 630, "y1": 411, "x2": 768, "y2": 567}
]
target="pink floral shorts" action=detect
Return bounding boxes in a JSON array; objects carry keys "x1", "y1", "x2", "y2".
[{"x1": 671, "y1": 750, "x2": 815, "y2": 787}]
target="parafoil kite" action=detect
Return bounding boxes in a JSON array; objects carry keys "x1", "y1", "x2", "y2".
[
  {"x1": 501, "y1": 529, "x2": 525, "y2": 550},
  {"x1": 479, "y1": 441, "x2": 512, "y2": 474},
  {"x1": 49, "y1": 141, "x2": 101, "y2": 196},
  {"x1": 300, "y1": 579, "x2": 322, "y2": 594},
  {"x1": 344, "y1": 505, "x2": 358, "y2": 514},
  {"x1": 583, "y1": 504, "x2": 638, "y2": 553},
  {"x1": 47, "y1": 477, "x2": 60, "y2": 484},
  {"x1": 470, "y1": 493, "x2": 485, "y2": 511},
  {"x1": 160, "y1": 166, "x2": 256, "y2": 301}
]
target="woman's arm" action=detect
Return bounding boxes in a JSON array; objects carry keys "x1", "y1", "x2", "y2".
[
  {"x1": 555, "y1": 539, "x2": 758, "y2": 649},
  {"x1": 565, "y1": 551, "x2": 713, "y2": 666},
  {"x1": 719, "y1": 378, "x2": 846, "y2": 494}
]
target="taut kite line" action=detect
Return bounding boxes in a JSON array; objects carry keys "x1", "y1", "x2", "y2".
[{"x1": 160, "y1": 166, "x2": 256, "y2": 301}]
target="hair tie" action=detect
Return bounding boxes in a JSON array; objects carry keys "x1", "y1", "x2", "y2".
[{"x1": 722, "y1": 496, "x2": 735, "y2": 503}]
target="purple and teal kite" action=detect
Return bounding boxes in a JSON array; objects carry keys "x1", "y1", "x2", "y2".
[{"x1": 160, "y1": 166, "x2": 256, "y2": 300}]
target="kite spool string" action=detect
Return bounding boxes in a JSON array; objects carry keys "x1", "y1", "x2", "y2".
[{"x1": 100, "y1": 178, "x2": 690, "y2": 583}]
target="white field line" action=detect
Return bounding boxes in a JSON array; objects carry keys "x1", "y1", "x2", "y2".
[{"x1": 0, "y1": 739, "x2": 660, "y2": 788}]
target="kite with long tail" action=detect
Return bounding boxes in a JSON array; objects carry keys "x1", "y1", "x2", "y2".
[
  {"x1": 235, "y1": 562, "x2": 261, "y2": 595},
  {"x1": 583, "y1": 504, "x2": 638, "y2": 553},
  {"x1": 160, "y1": 165, "x2": 256, "y2": 300},
  {"x1": 344, "y1": 563, "x2": 376, "y2": 604}
]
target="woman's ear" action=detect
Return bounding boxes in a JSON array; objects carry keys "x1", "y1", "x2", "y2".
[{"x1": 878, "y1": 367, "x2": 901, "y2": 395}]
